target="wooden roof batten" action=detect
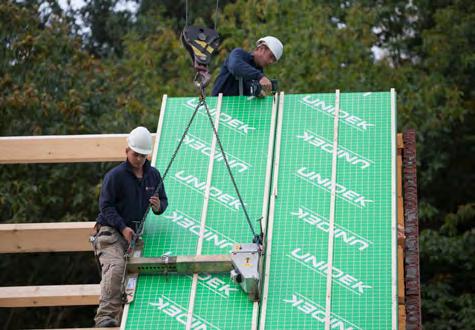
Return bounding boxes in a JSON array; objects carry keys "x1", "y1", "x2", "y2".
[{"x1": 0, "y1": 134, "x2": 156, "y2": 164}]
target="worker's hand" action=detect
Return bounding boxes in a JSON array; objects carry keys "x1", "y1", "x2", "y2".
[
  {"x1": 149, "y1": 195, "x2": 161, "y2": 213},
  {"x1": 259, "y1": 76, "x2": 272, "y2": 95},
  {"x1": 122, "y1": 227, "x2": 135, "y2": 244}
]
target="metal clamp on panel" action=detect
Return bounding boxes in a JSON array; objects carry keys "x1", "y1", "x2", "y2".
[{"x1": 230, "y1": 243, "x2": 261, "y2": 302}]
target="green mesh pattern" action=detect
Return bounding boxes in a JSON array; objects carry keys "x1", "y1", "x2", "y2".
[
  {"x1": 125, "y1": 95, "x2": 276, "y2": 329},
  {"x1": 261, "y1": 92, "x2": 396, "y2": 330},
  {"x1": 124, "y1": 92, "x2": 396, "y2": 329}
]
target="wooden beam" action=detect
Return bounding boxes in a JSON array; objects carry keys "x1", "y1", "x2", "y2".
[
  {"x1": 0, "y1": 284, "x2": 99, "y2": 307},
  {"x1": 0, "y1": 222, "x2": 95, "y2": 253},
  {"x1": 0, "y1": 134, "x2": 156, "y2": 164},
  {"x1": 397, "y1": 133, "x2": 406, "y2": 329},
  {"x1": 399, "y1": 305, "x2": 407, "y2": 330},
  {"x1": 397, "y1": 133, "x2": 404, "y2": 149}
]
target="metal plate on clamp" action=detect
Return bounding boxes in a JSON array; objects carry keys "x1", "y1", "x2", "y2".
[
  {"x1": 127, "y1": 254, "x2": 233, "y2": 275},
  {"x1": 230, "y1": 243, "x2": 261, "y2": 301}
]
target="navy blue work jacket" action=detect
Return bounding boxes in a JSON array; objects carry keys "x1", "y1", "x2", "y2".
[
  {"x1": 212, "y1": 48, "x2": 264, "y2": 96},
  {"x1": 96, "y1": 159, "x2": 168, "y2": 233}
]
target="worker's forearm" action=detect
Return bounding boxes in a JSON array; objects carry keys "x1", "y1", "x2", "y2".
[
  {"x1": 155, "y1": 177, "x2": 168, "y2": 215},
  {"x1": 158, "y1": 198, "x2": 168, "y2": 215}
]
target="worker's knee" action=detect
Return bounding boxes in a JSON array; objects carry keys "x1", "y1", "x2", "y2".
[{"x1": 101, "y1": 263, "x2": 125, "y2": 300}]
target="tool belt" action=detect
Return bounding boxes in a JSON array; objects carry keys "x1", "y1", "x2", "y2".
[
  {"x1": 97, "y1": 230, "x2": 112, "y2": 237},
  {"x1": 91, "y1": 223, "x2": 113, "y2": 237},
  {"x1": 90, "y1": 224, "x2": 131, "y2": 273},
  {"x1": 90, "y1": 223, "x2": 113, "y2": 273}
]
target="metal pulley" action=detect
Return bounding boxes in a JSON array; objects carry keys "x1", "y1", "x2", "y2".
[{"x1": 181, "y1": 26, "x2": 220, "y2": 88}]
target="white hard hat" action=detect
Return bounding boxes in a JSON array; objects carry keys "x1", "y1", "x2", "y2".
[
  {"x1": 256, "y1": 36, "x2": 283, "y2": 61},
  {"x1": 127, "y1": 126, "x2": 153, "y2": 155}
]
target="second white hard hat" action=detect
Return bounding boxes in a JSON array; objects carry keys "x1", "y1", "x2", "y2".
[
  {"x1": 127, "y1": 126, "x2": 153, "y2": 155},
  {"x1": 256, "y1": 36, "x2": 283, "y2": 61}
]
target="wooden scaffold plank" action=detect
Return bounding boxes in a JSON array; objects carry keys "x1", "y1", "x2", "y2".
[
  {"x1": 0, "y1": 134, "x2": 156, "y2": 164},
  {"x1": 0, "y1": 222, "x2": 95, "y2": 253},
  {"x1": 0, "y1": 284, "x2": 100, "y2": 307}
]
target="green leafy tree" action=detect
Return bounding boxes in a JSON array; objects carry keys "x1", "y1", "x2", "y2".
[
  {"x1": 77, "y1": 0, "x2": 135, "y2": 58},
  {"x1": 0, "y1": 2, "x2": 151, "y2": 327}
]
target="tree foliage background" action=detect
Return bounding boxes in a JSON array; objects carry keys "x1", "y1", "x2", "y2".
[{"x1": 0, "y1": 0, "x2": 473, "y2": 328}]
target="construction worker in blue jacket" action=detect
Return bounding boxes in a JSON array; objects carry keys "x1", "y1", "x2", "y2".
[
  {"x1": 93, "y1": 126, "x2": 168, "y2": 327},
  {"x1": 212, "y1": 36, "x2": 283, "y2": 97}
]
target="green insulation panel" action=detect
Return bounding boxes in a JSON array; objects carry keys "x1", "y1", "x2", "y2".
[
  {"x1": 125, "y1": 95, "x2": 276, "y2": 329},
  {"x1": 261, "y1": 92, "x2": 396, "y2": 330},
  {"x1": 124, "y1": 91, "x2": 397, "y2": 330}
]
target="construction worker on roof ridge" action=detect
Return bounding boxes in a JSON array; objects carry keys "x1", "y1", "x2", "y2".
[
  {"x1": 212, "y1": 36, "x2": 283, "y2": 97},
  {"x1": 92, "y1": 126, "x2": 168, "y2": 328}
]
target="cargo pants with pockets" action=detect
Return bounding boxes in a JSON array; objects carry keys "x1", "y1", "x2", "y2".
[{"x1": 93, "y1": 225, "x2": 128, "y2": 325}]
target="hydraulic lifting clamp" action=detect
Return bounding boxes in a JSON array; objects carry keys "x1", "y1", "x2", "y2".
[{"x1": 127, "y1": 242, "x2": 262, "y2": 302}]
